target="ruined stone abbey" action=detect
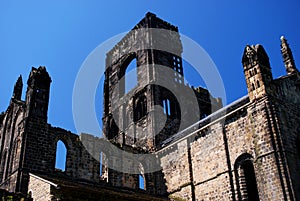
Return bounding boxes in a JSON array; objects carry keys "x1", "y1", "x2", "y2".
[{"x1": 0, "y1": 13, "x2": 299, "y2": 201}]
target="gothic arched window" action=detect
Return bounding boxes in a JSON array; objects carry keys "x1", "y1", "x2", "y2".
[
  {"x1": 125, "y1": 58, "x2": 138, "y2": 94},
  {"x1": 119, "y1": 54, "x2": 138, "y2": 95},
  {"x1": 55, "y1": 140, "x2": 67, "y2": 172}
]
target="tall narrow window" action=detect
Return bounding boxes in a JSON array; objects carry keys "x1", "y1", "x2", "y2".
[
  {"x1": 251, "y1": 83, "x2": 255, "y2": 91},
  {"x1": 139, "y1": 174, "x2": 145, "y2": 190},
  {"x1": 163, "y1": 99, "x2": 171, "y2": 116},
  {"x1": 257, "y1": 80, "x2": 260, "y2": 88},
  {"x1": 99, "y1": 152, "x2": 103, "y2": 177},
  {"x1": 135, "y1": 96, "x2": 147, "y2": 121},
  {"x1": 235, "y1": 154, "x2": 259, "y2": 201},
  {"x1": 125, "y1": 58, "x2": 138, "y2": 94},
  {"x1": 55, "y1": 140, "x2": 67, "y2": 172}
]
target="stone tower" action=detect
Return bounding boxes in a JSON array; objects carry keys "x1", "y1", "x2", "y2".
[
  {"x1": 103, "y1": 12, "x2": 183, "y2": 151},
  {"x1": 102, "y1": 12, "x2": 221, "y2": 151},
  {"x1": 242, "y1": 44, "x2": 273, "y2": 101},
  {"x1": 280, "y1": 36, "x2": 298, "y2": 75},
  {"x1": 0, "y1": 67, "x2": 52, "y2": 193},
  {"x1": 25, "y1": 66, "x2": 52, "y2": 121},
  {"x1": 101, "y1": 12, "x2": 221, "y2": 194}
]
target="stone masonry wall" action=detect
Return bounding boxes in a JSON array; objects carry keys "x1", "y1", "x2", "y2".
[
  {"x1": 0, "y1": 100, "x2": 25, "y2": 192},
  {"x1": 28, "y1": 174, "x2": 52, "y2": 201},
  {"x1": 159, "y1": 97, "x2": 291, "y2": 201},
  {"x1": 24, "y1": 118, "x2": 102, "y2": 183},
  {"x1": 272, "y1": 74, "x2": 300, "y2": 200}
]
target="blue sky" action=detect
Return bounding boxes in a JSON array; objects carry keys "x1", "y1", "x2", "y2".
[{"x1": 1, "y1": 0, "x2": 300, "y2": 136}]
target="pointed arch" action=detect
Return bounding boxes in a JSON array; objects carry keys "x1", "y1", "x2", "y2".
[
  {"x1": 118, "y1": 53, "x2": 138, "y2": 95},
  {"x1": 55, "y1": 140, "x2": 67, "y2": 172},
  {"x1": 234, "y1": 153, "x2": 259, "y2": 201},
  {"x1": 125, "y1": 58, "x2": 138, "y2": 94}
]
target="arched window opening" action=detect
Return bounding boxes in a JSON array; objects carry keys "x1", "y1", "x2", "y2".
[
  {"x1": 257, "y1": 80, "x2": 260, "y2": 88},
  {"x1": 235, "y1": 154, "x2": 259, "y2": 201},
  {"x1": 125, "y1": 58, "x2": 138, "y2": 94},
  {"x1": 139, "y1": 174, "x2": 145, "y2": 190},
  {"x1": 163, "y1": 99, "x2": 171, "y2": 116},
  {"x1": 254, "y1": 68, "x2": 258, "y2": 74},
  {"x1": 135, "y1": 96, "x2": 147, "y2": 122},
  {"x1": 251, "y1": 83, "x2": 255, "y2": 91},
  {"x1": 108, "y1": 117, "x2": 119, "y2": 140},
  {"x1": 55, "y1": 140, "x2": 67, "y2": 172}
]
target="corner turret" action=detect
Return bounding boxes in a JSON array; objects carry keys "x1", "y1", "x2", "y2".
[
  {"x1": 280, "y1": 36, "x2": 298, "y2": 75},
  {"x1": 242, "y1": 44, "x2": 273, "y2": 101},
  {"x1": 25, "y1": 66, "x2": 51, "y2": 121}
]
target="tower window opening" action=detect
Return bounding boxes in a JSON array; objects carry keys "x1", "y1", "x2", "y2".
[
  {"x1": 257, "y1": 80, "x2": 260, "y2": 88},
  {"x1": 163, "y1": 99, "x2": 171, "y2": 116},
  {"x1": 135, "y1": 96, "x2": 147, "y2": 121},
  {"x1": 55, "y1": 140, "x2": 67, "y2": 172},
  {"x1": 251, "y1": 83, "x2": 255, "y2": 91},
  {"x1": 124, "y1": 58, "x2": 138, "y2": 94},
  {"x1": 173, "y1": 55, "x2": 184, "y2": 84}
]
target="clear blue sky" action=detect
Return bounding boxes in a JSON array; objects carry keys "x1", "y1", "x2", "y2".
[{"x1": 1, "y1": 0, "x2": 300, "y2": 135}]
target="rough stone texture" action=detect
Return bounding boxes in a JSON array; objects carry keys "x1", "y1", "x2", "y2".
[
  {"x1": 28, "y1": 174, "x2": 52, "y2": 201},
  {"x1": 28, "y1": 173, "x2": 168, "y2": 201},
  {"x1": 0, "y1": 12, "x2": 299, "y2": 201},
  {"x1": 103, "y1": 12, "x2": 221, "y2": 151}
]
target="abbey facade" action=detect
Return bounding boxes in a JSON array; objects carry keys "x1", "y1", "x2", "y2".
[{"x1": 0, "y1": 13, "x2": 299, "y2": 201}]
